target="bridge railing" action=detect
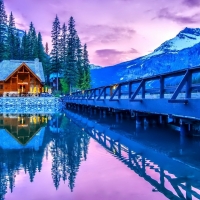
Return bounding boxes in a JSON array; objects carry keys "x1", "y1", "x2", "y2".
[{"x1": 65, "y1": 66, "x2": 200, "y2": 104}]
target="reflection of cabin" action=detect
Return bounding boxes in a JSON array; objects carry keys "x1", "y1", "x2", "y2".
[
  {"x1": 0, "y1": 59, "x2": 45, "y2": 96},
  {"x1": 0, "y1": 114, "x2": 48, "y2": 145}
]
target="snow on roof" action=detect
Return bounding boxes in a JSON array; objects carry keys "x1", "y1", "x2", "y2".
[{"x1": 0, "y1": 59, "x2": 45, "y2": 82}]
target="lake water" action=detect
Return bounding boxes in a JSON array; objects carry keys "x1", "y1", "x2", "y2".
[{"x1": 1, "y1": 110, "x2": 200, "y2": 200}]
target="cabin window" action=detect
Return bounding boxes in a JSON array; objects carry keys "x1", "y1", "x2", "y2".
[{"x1": 0, "y1": 85, "x2": 3, "y2": 90}]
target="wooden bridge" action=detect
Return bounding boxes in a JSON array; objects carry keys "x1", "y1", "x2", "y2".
[
  {"x1": 65, "y1": 109, "x2": 200, "y2": 200},
  {"x1": 64, "y1": 66, "x2": 200, "y2": 121}
]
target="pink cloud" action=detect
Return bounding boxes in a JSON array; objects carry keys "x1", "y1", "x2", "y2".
[{"x1": 4, "y1": 0, "x2": 200, "y2": 66}]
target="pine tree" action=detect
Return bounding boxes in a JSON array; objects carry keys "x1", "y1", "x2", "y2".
[
  {"x1": 60, "y1": 23, "x2": 67, "y2": 70},
  {"x1": 75, "y1": 35, "x2": 84, "y2": 89},
  {"x1": 27, "y1": 22, "x2": 38, "y2": 60},
  {"x1": 37, "y1": 32, "x2": 44, "y2": 62},
  {"x1": 7, "y1": 12, "x2": 16, "y2": 59},
  {"x1": 13, "y1": 32, "x2": 21, "y2": 59},
  {"x1": 38, "y1": 33, "x2": 51, "y2": 83},
  {"x1": 0, "y1": 0, "x2": 7, "y2": 61},
  {"x1": 65, "y1": 16, "x2": 78, "y2": 93},
  {"x1": 43, "y1": 53, "x2": 51, "y2": 84},
  {"x1": 81, "y1": 44, "x2": 91, "y2": 89},
  {"x1": 45, "y1": 42, "x2": 49, "y2": 54},
  {"x1": 50, "y1": 15, "x2": 61, "y2": 91},
  {"x1": 21, "y1": 31, "x2": 29, "y2": 60}
]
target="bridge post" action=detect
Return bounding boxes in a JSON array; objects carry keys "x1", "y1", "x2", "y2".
[
  {"x1": 180, "y1": 119, "x2": 192, "y2": 137},
  {"x1": 144, "y1": 117, "x2": 150, "y2": 126},
  {"x1": 116, "y1": 113, "x2": 119, "y2": 123},
  {"x1": 159, "y1": 115, "x2": 167, "y2": 124},
  {"x1": 103, "y1": 110, "x2": 106, "y2": 118},
  {"x1": 89, "y1": 107, "x2": 93, "y2": 116},
  {"x1": 136, "y1": 113, "x2": 143, "y2": 126},
  {"x1": 120, "y1": 113, "x2": 123, "y2": 122},
  {"x1": 99, "y1": 109, "x2": 102, "y2": 119},
  {"x1": 180, "y1": 123, "x2": 189, "y2": 136}
]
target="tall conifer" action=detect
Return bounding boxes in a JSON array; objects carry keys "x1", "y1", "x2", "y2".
[
  {"x1": 60, "y1": 23, "x2": 67, "y2": 68},
  {"x1": 65, "y1": 16, "x2": 77, "y2": 93},
  {"x1": 37, "y1": 32, "x2": 44, "y2": 62},
  {"x1": 81, "y1": 44, "x2": 91, "y2": 89},
  {"x1": 27, "y1": 22, "x2": 37, "y2": 60},
  {"x1": 50, "y1": 15, "x2": 61, "y2": 90},
  {"x1": 75, "y1": 36, "x2": 83, "y2": 89},
  {"x1": 45, "y1": 42, "x2": 49, "y2": 54},
  {"x1": 0, "y1": 0, "x2": 7, "y2": 61},
  {"x1": 21, "y1": 31, "x2": 29, "y2": 60},
  {"x1": 13, "y1": 32, "x2": 21, "y2": 59},
  {"x1": 8, "y1": 12, "x2": 16, "y2": 59}
]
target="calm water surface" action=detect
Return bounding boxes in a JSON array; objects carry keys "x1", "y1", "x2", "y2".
[{"x1": 0, "y1": 110, "x2": 200, "y2": 200}]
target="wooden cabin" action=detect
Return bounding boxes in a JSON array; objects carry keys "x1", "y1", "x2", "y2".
[{"x1": 0, "y1": 59, "x2": 45, "y2": 96}]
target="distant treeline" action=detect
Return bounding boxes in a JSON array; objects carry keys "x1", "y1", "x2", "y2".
[{"x1": 0, "y1": 0, "x2": 91, "y2": 92}]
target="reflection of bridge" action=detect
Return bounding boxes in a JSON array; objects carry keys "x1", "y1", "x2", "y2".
[{"x1": 65, "y1": 110, "x2": 200, "y2": 200}]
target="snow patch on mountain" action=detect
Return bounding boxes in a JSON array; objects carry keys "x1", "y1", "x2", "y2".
[
  {"x1": 143, "y1": 27, "x2": 200, "y2": 59},
  {"x1": 91, "y1": 27, "x2": 200, "y2": 88}
]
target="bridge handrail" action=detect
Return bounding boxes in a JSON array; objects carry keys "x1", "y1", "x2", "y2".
[{"x1": 64, "y1": 66, "x2": 200, "y2": 103}]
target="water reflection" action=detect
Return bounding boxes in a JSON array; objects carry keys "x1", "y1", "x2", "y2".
[
  {"x1": 49, "y1": 115, "x2": 90, "y2": 191},
  {"x1": 0, "y1": 113, "x2": 90, "y2": 200},
  {"x1": 65, "y1": 109, "x2": 200, "y2": 200},
  {"x1": 1, "y1": 109, "x2": 200, "y2": 200}
]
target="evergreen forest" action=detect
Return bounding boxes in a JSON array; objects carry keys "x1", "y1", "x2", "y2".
[{"x1": 0, "y1": 0, "x2": 91, "y2": 93}]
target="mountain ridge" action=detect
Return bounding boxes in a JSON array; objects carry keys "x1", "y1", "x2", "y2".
[{"x1": 91, "y1": 27, "x2": 200, "y2": 87}]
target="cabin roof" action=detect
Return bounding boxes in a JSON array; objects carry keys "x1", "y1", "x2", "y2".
[{"x1": 0, "y1": 59, "x2": 45, "y2": 82}]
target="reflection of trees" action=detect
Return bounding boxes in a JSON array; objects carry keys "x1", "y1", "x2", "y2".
[
  {"x1": 50, "y1": 116, "x2": 90, "y2": 191},
  {"x1": 0, "y1": 148, "x2": 45, "y2": 200},
  {"x1": 0, "y1": 114, "x2": 90, "y2": 199},
  {"x1": 0, "y1": 130, "x2": 49, "y2": 200}
]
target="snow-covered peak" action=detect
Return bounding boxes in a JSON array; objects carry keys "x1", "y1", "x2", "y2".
[
  {"x1": 90, "y1": 64, "x2": 102, "y2": 69},
  {"x1": 144, "y1": 27, "x2": 200, "y2": 59}
]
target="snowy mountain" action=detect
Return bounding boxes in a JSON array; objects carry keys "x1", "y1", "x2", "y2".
[
  {"x1": 16, "y1": 29, "x2": 25, "y2": 39},
  {"x1": 91, "y1": 27, "x2": 200, "y2": 87},
  {"x1": 145, "y1": 27, "x2": 200, "y2": 58},
  {"x1": 90, "y1": 64, "x2": 102, "y2": 69}
]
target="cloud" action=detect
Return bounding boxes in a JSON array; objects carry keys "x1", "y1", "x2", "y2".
[
  {"x1": 94, "y1": 48, "x2": 139, "y2": 66},
  {"x1": 15, "y1": 22, "x2": 27, "y2": 30},
  {"x1": 182, "y1": 0, "x2": 200, "y2": 7},
  {"x1": 156, "y1": 8, "x2": 200, "y2": 24},
  {"x1": 79, "y1": 25, "x2": 136, "y2": 45}
]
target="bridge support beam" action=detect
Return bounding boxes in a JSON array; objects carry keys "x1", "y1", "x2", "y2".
[
  {"x1": 180, "y1": 123, "x2": 190, "y2": 137},
  {"x1": 136, "y1": 115, "x2": 143, "y2": 126},
  {"x1": 103, "y1": 110, "x2": 107, "y2": 118}
]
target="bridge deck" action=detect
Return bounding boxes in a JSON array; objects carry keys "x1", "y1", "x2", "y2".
[{"x1": 64, "y1": 66, "x2": 200, "y2": 120}]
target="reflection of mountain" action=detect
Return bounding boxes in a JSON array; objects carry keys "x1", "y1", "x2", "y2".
[{"x1": 0, "y1": 114, "x2": 90, "y2": 200}]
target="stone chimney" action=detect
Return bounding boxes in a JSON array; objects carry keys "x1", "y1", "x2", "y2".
[
  {"x1": 34, "y1": 58, "x2": 39, "y2": 63},
  {"x1": 34, "y1": 58, "x2": 40, "y2": 77}
]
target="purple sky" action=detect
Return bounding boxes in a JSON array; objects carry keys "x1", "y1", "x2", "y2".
[{"x1": 4, "y1": 0, "x2": 200, "y2": 66}]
